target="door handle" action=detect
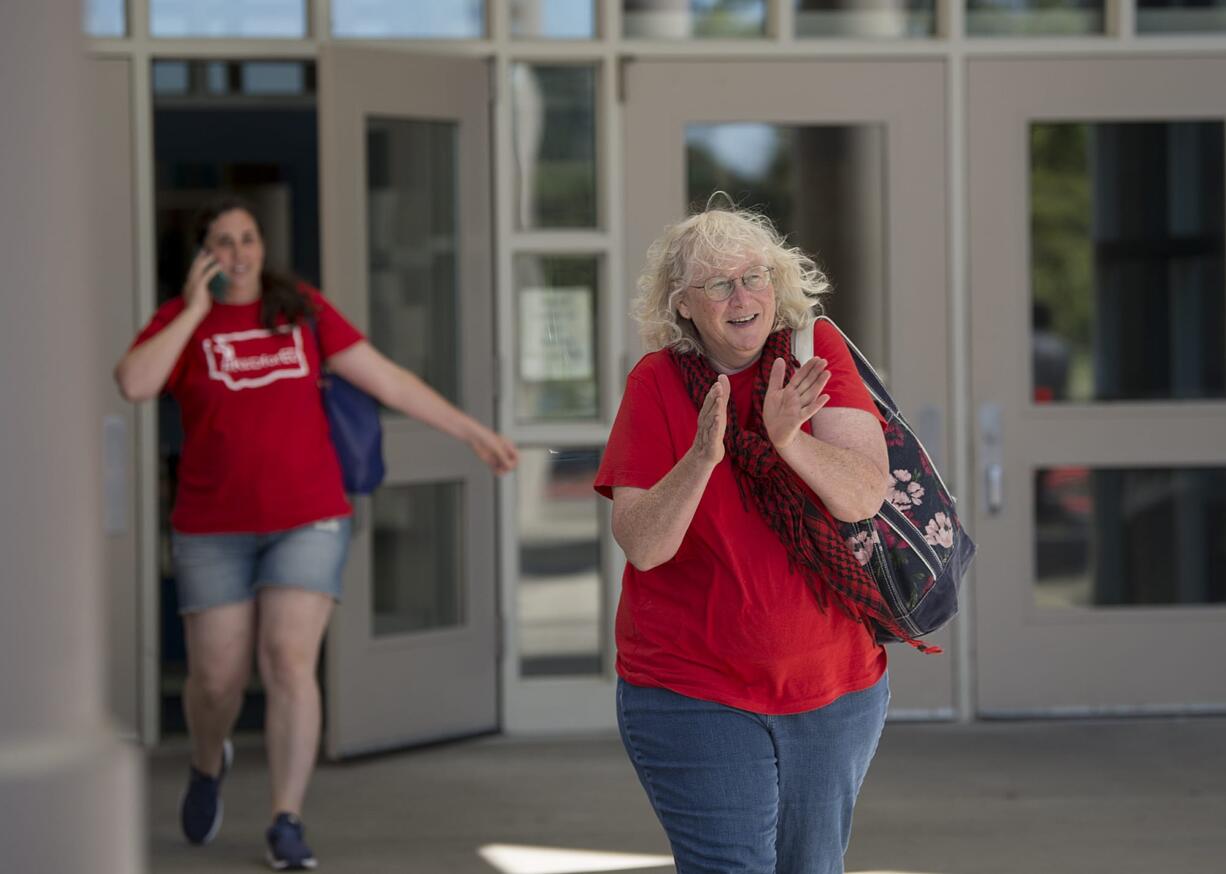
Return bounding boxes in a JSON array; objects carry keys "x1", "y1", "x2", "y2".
[
  {"x1": 985, "y1": 463, "x2": 1004, "y2": 514},
  {"x1": 978, "y1": 402, "x2": 1004, "y2": 516}
]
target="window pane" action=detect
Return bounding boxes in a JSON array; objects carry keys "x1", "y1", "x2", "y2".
[
  {"x1": 151, "y1": 0, "x2": 306, "y2": 37},
  {"x1": 333, "y1": 0, "x2": 485, "y2": 37},
  {"x1": 512, "y1": 0, "x2": 597, "y2": 37},
  {"x1": 512, "y1": 65, "x2": 598, "y2": 229},
  {"x1": 1031, "y1": 122, "x2": 1225, "y2": 403},
  {"x1": 1035, "y1": 467, "x2": 1226, "y2": 609},
  {"x1": 367, "y1": 118, "x2": 460, "y2": 405},
  {"x1": 687, "y1": 123, "x2": 889, "y2": 372},
  {"x1": 624, "y1": 0, "x2": 767, "y2": 37},
  {"x1": 966, "y1": 0, "x2": 1103, "y2": 35},
  {"x1": 1138, "y1": 0, "x2": 1226, "y2": 34},
  {"x1": 515, "y1": 255, "x2": 600, "y2": 423},
  {"x1": 152, "y1": 61, "x2": 190, "y2": 96},
  {"x1": 373, "y1": 483, "x2": 464, "y2": 635},
  {"x1": 796, "y1": 0, "x2": 936, "y2": 37},
  {"x1": 518, "y1": 448, "x2": 604, "y2": 676},
  {"x1": 152, "y1": 60, "x2": 314, "y2": 99},
  {"x1": 85, "y1": 0, "x2": 126, "y2": 37}
]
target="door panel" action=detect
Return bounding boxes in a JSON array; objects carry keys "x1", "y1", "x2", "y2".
[
  {"x1": 320, "y1": 47, "x2": 498, "y2": 757},
  {"x1": 624, "y1": 59, "x2": 957, "y2": 716},
  {"x1": 93, "y1": 57, "x2": 142, "y2": 738},
  {"x1": 968, "y1": 57, "x2": 1226, "y2": 714}
]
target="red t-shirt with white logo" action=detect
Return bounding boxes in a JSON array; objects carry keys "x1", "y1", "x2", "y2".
[
  {"x1": 594, "y1": 321, "x2": 888, "y2": 715},
  {"x1": 132, "y1": 286, "x2": 364, "y2": 534}
]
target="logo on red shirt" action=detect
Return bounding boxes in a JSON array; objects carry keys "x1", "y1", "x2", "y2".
[{"x1": 203, "y1": 326, "x2": 310, "y2": 391}]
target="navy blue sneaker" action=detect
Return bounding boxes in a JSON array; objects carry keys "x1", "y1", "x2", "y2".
[
  {"x1": 179, "y1": 738, "x2": 233, "y2": 845},
  {"x1": 265, "y1": 812, "x2": 318, "y2": 871}
]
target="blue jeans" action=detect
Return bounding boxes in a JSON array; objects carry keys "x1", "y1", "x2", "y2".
[{"x1": 616, "y1": 674, "x2": 889, "y2": 874}]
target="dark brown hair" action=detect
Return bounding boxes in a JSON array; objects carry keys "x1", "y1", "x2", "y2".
[{"x1": 192, "y1": 195, "x2": 315, "y2": 330}]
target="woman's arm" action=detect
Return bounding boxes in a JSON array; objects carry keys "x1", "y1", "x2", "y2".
[
  {"x1": 114, "y1": 250, "x2": 219, "y2": 402},
  {"x1": 611, "y1": 375, "x2": 728, "y2": 571},
  {"x1": 763, "y1": 356, "x2": 889, "y2": 522},
  {"x1": 326, "y1": 340, "x2": 518, "y2": 475}
]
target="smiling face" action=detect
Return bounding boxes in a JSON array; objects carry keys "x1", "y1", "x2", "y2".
[
  {"x1": 202, "y1": 208, "x2": 265, "y2": 299},
  {"x1": 676, "y1": 253, "x2": 777, "y2": 372}
]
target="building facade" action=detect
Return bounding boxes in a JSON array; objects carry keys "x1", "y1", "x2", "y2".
[{"x1": 86, "y1": 0, "x2": 1226, "y2": 757}]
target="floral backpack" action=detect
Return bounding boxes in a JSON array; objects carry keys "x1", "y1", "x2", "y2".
[{"x1": 794, "y1": 316, "x2": 976, "y2": 648}]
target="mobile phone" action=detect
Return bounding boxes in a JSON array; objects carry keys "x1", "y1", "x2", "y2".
[{"x1": 207, "y1": 268, "x2": 230, "y2": 301}]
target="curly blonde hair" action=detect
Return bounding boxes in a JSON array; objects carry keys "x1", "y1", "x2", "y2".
[{"x1": 632, "y1": 199, "x2": 829, "y2": 356}]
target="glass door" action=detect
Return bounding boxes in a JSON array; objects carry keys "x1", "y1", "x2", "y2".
[
  {"x1": 623, "y1": 58, "x2": 958, "y2": 716},
  {"x1": 320, "y1": 46, "x2": 499, "y2": 757},
  {"x1": 968, "y1": 57, "x2": 1226, "y2": 715}
]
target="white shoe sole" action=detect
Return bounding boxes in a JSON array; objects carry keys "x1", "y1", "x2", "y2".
[{"x1": 265, "y1": 848, "x2": 318, "y2": 870}]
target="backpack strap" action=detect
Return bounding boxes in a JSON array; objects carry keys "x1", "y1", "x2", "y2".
[
  {"x1": 807, "y1": 314, "x2": 900, "y2": 421},
  {"x1": 791, "y1": 316, "x2": 814, "y2": 364}
]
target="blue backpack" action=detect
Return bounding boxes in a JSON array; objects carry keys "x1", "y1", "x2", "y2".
[{"x1": 795, "y1": 316, "x2": 976, "y2": 647}]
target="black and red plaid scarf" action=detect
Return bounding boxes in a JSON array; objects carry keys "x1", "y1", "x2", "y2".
[{"x1": 670, "y1": 329, "x2": 937, "y2": 653}]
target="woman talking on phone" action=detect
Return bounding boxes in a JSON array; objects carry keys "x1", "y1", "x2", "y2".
[{"x1": 114, "y1": 195, "x2": 518, "y2": 870}]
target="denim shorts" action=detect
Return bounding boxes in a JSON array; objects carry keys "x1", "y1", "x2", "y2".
[{"x1": 171, "y1": 517, "x2": 352, "y2": 614}]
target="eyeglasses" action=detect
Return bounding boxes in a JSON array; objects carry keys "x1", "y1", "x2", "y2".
[{"x1": 689, "y1": 265, "x2": 773, "y2": 301}]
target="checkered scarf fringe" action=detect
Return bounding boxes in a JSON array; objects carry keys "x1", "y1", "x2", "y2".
[{"x1": 670, "y1": 330, "x2": 935, "y2": 653}]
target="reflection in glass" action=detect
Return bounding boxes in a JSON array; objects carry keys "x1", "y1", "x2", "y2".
[
  {"x1": 966, "y1": 0, "x2": 1103, "y2": 35},
  {"x1": 367, "y1": 119, "x2": 459, "y2": 405},
  {"x1": 373, "y1": 483, "x2": 464, "y2": 635},
  {"x1": 85, "y1": 0, "x2": 126, "y2": 36},
  {"x1": 1031, "y1": 122, "x2": 1225, "y2": 403},
  {"x1": 512, "y1": 65, "x2": 598, "y2": 229},
  {"x1": 518, "y1": 448, "x2": 604, "y2": 676},
  {"x1": 795, "y1": 0, "x2": 936, "y2": 37},
  {"x1": 1035, "y1": 467, "x2": 1226, "y2": 609},
  {"x1": 686, "y1": 123, "x2": 888, "y2": 373},
  {"x1": 333, "y1": 0, "x2": 485, "y2": 38},
  {"x1": 624, "y1": 0, "x2": 767, "y2": 37},
  {"x1": 1138, "y1": 0, "x2": 1226, "y2": 33},
  {"x1": 512, "y1": 0, "x2": 597, "y2": 37},
  {"x1": 515, "y1": 256, "x2": 600, "y2": 423},
  {"x1": 152, "y1": 62, "x2": 190, "y2": 96},
  {"x1": 241, "y1": 62, "x2": 307, "y2": 96},
  {"x1": 151, "y1": 0, "x2": 306, "y2": 37}
]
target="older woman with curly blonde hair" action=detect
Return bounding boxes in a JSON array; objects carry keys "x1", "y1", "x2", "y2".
[{"x1": 594, "y1": 202, "x2": 892, "y2": 874}]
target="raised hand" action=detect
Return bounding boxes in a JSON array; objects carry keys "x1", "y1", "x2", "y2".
[
  {"x1": 763, "y1": 356, "x2": 831, "y2": 450},
  {"x1": 183, "y1": 248, "x2": 223, "y2": 314},
  {"x1": 690, "y1": 374, "x2": 729, "y2": 467}
]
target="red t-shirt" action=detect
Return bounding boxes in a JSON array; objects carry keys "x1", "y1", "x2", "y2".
[
  {"x1": 594, "y1": 320, "x2": 889, "y2": 715},
  {"x1": 131, "y1": 286, "x2": 364, "y2": 534}
]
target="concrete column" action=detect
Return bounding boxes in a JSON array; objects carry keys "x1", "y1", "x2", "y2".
[{"x1": 0, "y1": 3, "x2": 143, "y2": 871}]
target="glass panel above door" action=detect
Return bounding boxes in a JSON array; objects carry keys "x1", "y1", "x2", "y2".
[
  {"x1": 512, "y1": 0, "x2": 597, "y2": 38},
  {"x1": 150, "y1": 0, "x2": 306, "y2": 37},
  {"x1": 795, "y1": 0, "x2": 936, "y2": 38},
  {"x1": 623, "y1": 0, "x2": 767, "y2": 38},
  {"x1": 1030, "y1": 121, "x2": 1225, "y2": 404},
  {"x1": 686, "y1": 123, "x2": 889, "y2": 373},
  {"x1": 85, "y1": 0, "x2": 126, "y2": 36},
  {"x1": 366, "y1": 118, "x2": 460, "y2": 406},
  {"x1": 966, "y1": 0, "x2": 1103, "y2": 35},
  {"x1": 1138, "y1": 0, "x2": 1226, "y2": 34},
  {"x1": 1035, "y1": 466, "x2": 1226, "y2": 609},
  {"x1": 333, "y1": 0, "x2": 485, "y2": 38}
]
